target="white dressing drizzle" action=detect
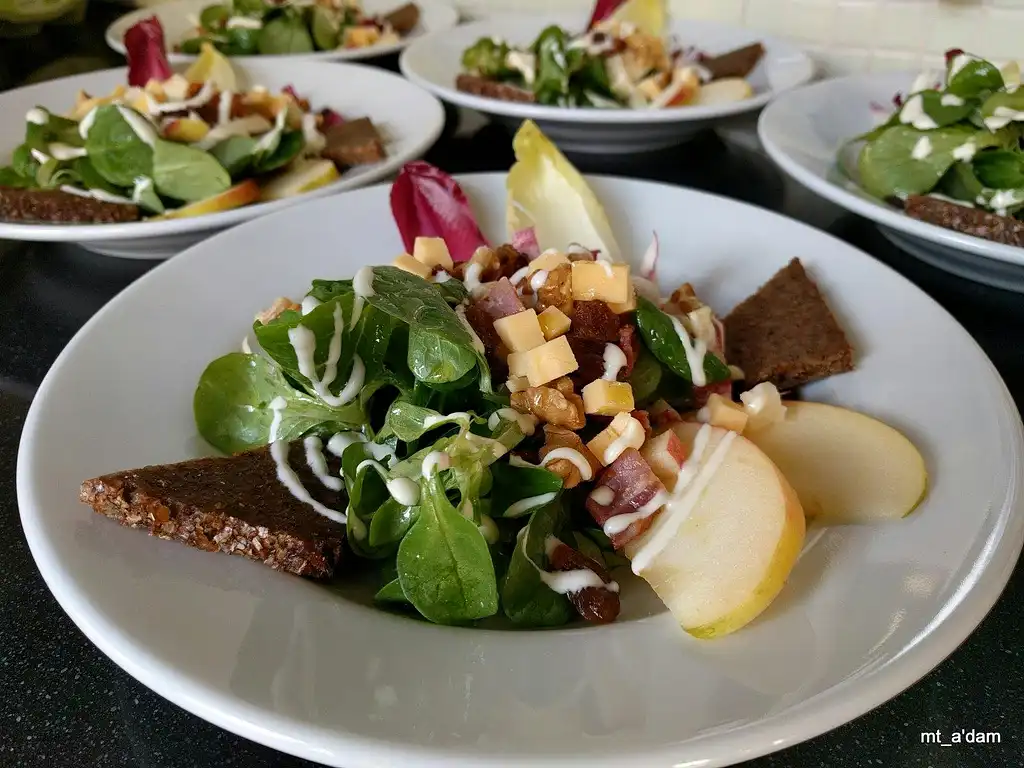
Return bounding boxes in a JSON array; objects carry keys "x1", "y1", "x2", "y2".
[
  {"x1": 78, "y1": 106, "x2": 100, "y2": 139},
  {"x1": 602, "y1": 343, "x2": 627, "y2": 381},
  {"x1": 463, "y1": 262, "x2": 486, "y2": 298},
  {"x1": 911, "y1": 136, "x2": 932, "y2": 160},
  {"x1": 150, "y1": 79, "x2": 216, "y2": 115},
  {"x1": 487, "y1": 407, "x2": 538, "y2": 436},
  {"x1": 386, "y1": 477, "x2": 420, "y2": 506},
  {"x1": 540, "y1": 448, "x2": 593, "y2": 480},
  {"x1": 509, "y1": 265, "x2": 531, "y2": 286},
  {"x1": 669, "y1": 315, "x2": 708, "y2": 387},
  {"x1": 433, "y1": 270, "x2": 451, "y2": 283},
  {"x1": 217, "y1": 89, "x2": 234, "y2": 126},
  {"x1": 59, "y1": 185, "x2": 134, "y2": 205},
  {"x1": 287, "y1": 302, "x2": 362, "y2": 407},
  {"x1": 115, "y1": 106, "x2": 158, "y2": 147},
  {"x1": 504, "y1": 492, "x2": 557, "y2": 518},
  {"x1": 303, "y1": 436, "x2": 343, "y2": 491},
  {"x1": 26, "y1": 107, "x2": 48, "y2": 125},
  {"x1": 268, "y1": 395, "x2": 288, "y2": 441},
  {"x1": 603, "y1": 489, "x2": 669, "y2": 537},
  {"x1": 899, "y1": 94, "x2": 938, "y2": 131},
  {"x1": 30, "y1": 148, "x2": 50, "y2": 165},
  {"x1": 353, "y1": 266, "x2": 375, "y2": 296},
  {"x1": 529, "y1": 269, "x2": 549, "y2": 293},
  {"x1": 536, "y1": 536, "x2": 619, "y2": 594},
  {"x1": 48, "y1": 143, "x2": 87, "y2": 160},
  {"x1": 301, "y1": 295, "x2": 321, "y2": 315},
  {"x1": 270, "y1": 440, "x2": 347, "y2": 524},
  {"x1": 421, "y1": 451, "x2": 450, "y2": 477},
  {"x1": 601, "y1": 416, "x2": 645, "y2": 466},
  {"x1": 630, "y1": 426, "x2": 736, "y2": 574},
  {"x1": 455, "y1": 304, "x2": 485, "y2": 353},
  {"x1": 589, "y1": 485, "x2": 614, "y2": 506}
]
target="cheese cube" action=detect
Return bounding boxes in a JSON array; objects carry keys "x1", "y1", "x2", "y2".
[
  {"x1": 537, "y1": 306, "x2": 571, "y2": 340},
  {"x1": 392, "y1": 253, "x2": 432, "y2": 279},
  {"x1": 521, "y1": 336, "x2": 578, "y2": 386},
  {"x1": 571, "y1": 261, "x2": 630, "y2": 303},
  {"x1": 505, "y1": 375, "x2": 530, "y2": 393},
  {"x1": 587, "y1": 412, "x2": 646, "y2": 466},
  {"x1": 640, "y1": 429, "x2": 688, "y2": 490},
  {"x1": 344, "y1": 25, "x2": 381, "y2": 47},
  {"x1": 608, "y1": 279, "x2": 637, "y2": 313},
  {"x1": 413, "y1": 236, "x2": 453, "y2": 271},
  {"x1": 527, "y1": 250, "x2": 570, "y2": 274},
  {"x1": 698, "y1": 393, "x2": 748, "y2": 433},
  {"x1": 494, "y1": 309, "x2": 545, "y2": 353},
  {"x1": 507, "y1": 351, "x2": 528, "y2": 377},
  {"x1": 582, "y1": 380, "x2": 635, "y2": 416}
]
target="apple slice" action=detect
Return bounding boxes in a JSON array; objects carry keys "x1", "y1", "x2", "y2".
[
  {"x1": 625, "y1": 423, "x2": 805, "y2": 638},
  {"x1": 159, "y1": 180, "x2": 260, "y2": 219},
  {"x1": 743, "y1": 401, "x2": 927, "y2": 523},
  {"x1": 260, "y1": 158, "x2": 341, "y2": 202},
  {"x1": 694, "y1": 77, "x2": 754, "y2": 106},
  {"x1": 163, "y1": 117, "x2": 210, "y2": 143}
]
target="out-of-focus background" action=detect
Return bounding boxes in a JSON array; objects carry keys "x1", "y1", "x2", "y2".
[{"x1": 0, "y1": 0, "x2": 1014, "y2": 95}]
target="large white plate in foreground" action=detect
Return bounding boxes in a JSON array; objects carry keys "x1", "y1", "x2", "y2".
[
  {"x1": 106, "y1": 0, "x2": 459, "y2": 64},
  {"x1": 0, "y1": 61, "x2": 443, "y2": 259},
  {"x1": 18, "y1": 175, "x2": 1024, "y2": 767},
  {"x1": 758, "y1": 72, "x2": 1024, "y2": 292},
  {"x1": 400, "y1": 15, "x2": 814, "y2": 153}
]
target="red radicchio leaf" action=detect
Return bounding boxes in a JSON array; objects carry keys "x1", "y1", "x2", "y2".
[
  {"x1": 891, "y1": 91, "x2": 905, "y2": 108},
  {"x1": 124, "y1": 17, "x2": 173, "y2": 88},
  {"x1": 319, "y1": 108, "x2": 345, "y2": 129},
  {"x1": 390, "y1": 161, "x2": 489, "y2": 262},
  {"x1": 512, "y1": 227, "x2": 540, "y2": 258},
  {"x1": 586, "y1": 0, "x2": 627, "y2": 30},
  {"x1": 945, "y1": 48, "x2": 964, "y2": 65}
]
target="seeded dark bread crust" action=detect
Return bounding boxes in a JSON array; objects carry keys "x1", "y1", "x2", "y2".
[
  {"x1": 904, "y1": 194, "x2": 1024, "y2": 247},
  {"x1": 79, "y1": 443, "x2": 346, "y2": 579},
  {"x1": 455, "y1": 74, "x2": 537, "y2": 103},
  {"x1": 724, "y1": 258, "x2": 854, "y2": 391},
  {"x1": 0, "y1": 186, "x2": 140, "y2": 224},
  {"x1": 701, "y1": 43, "x2": 766, "y2": 80}
]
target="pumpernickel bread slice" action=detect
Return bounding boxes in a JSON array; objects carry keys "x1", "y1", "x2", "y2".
[
  {"x1": 79, "y1": 442, "x2": 347, "y2": 579},
  {"x1": 724, "y1": 258, "x2": 854, "y2": 391}
]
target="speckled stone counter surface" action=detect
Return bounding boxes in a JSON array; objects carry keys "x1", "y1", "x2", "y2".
[{"x1": 2, "y1": 11, "x2": 1024, "y2": 766}]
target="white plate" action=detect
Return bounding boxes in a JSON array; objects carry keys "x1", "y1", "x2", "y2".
[
  {"x1": 0, "y1": 60, "x2": 444, "y2": 259},
  {"x1": 399, "y1": 14, "x2": 814, "y2": 153},
  {"x1": 758, "y1": 72, "x2": 1024, "y2": 293},
  {"x1": 106, "y1": 0, "x2": 459, "y2": 63},
  {"x1": 17, "y1": 174, "x2": 1024, "y2": 767}
]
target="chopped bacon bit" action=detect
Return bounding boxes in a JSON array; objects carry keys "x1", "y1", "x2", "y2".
[
  {"x1": 632, "y1": 409, "x2": 652, "y2": 439},
  {"x1": 586, "y1": 448, "x2": 667, "y2": 549},
  {"x1": 547, "y1": 538, "x2": 620, "y2": 624},
  {"x1": 618, "y1": 324, "x2": 638, "y2": 378},
  {"x1": 568, "y1": 300, "x2": 621, "y2": 343},
  {"x1": 492, "y1": 244, "x2": 529, "y2": 281},
  {"x1": 475, "y1": 277, "x2": 524, "y2": 320}
]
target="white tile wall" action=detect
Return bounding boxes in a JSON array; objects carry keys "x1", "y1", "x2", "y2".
[{"x1": 457, "y1": 0, "x2": 1024, "y2": 75}]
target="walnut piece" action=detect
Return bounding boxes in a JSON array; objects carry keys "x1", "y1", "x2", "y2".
[
  {"x1": 539, "y1": 425, "x2": 600, "y2": 489},
  {"x1": 662, "y1": 283, "x2": 704, "y2": 316},
  {"x1": 256, "y1": 297, "x2": 300, "y2": 325},
  {"x1": 511, "y1": 384, "x2": 586, "y2": 429},
  {"x1": 535, "y1": 263, "x2": 573, "y2": 316}
]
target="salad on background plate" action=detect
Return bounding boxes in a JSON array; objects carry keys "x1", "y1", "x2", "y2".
[
  {"x1": 177, "y1": 0, "x2": 420, "y2": 57},
  {"x1": 79, "y1": 121, "x2": 928, "y2": 635},
  {"x1": 848, "y1": 49, "x2": 1024, "y2": 248},
  {"x1": 0, "y1": 18, "x2": 386, "y2": 224},
  {"x1": 457, "y1": 0, "x2": 764, "y2": 109}
]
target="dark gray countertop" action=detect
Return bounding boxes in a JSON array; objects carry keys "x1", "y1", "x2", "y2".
[{"x1": 1, "y1": 10, "x2": 1023, "y2": 765}]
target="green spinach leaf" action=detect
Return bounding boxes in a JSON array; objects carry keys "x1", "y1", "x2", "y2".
[
  {"x1": 0, "y1": 166, "x2": 31, "y2": 188},
  {"x1": 200, "y1": 4, "x2": 230, "y2": 30},
  {"x1": 307, "y1": 279, "x2": 353, "y2": 302},
  {"x1": 408, "y1": 324, "x2": 477, "y2": 385},
  {"x1": 369, "y1": 498, "x2": 419, "y2": 549},
  {"x1": 397, "y1": 472, "x2": 499, "y2": 624},
  {"x1": 11, "y1": 144, "x2": 40, "y2": 180},
  {"x1": 254, "y1": 130, "x2": 304, "y2": 174},
  {"x1": 634, "y1": 296, "x2": 730, "y2": 384},
  {"x1": 938, "y1": 160, "x2": 987, "y2": 203},
  {"x1": 533, "y1": 25, "x2": 572, "y2": 105},
  {"x1": 375, "y1": 578, "x2": 410, "y2": 604},
  {"x1": 152, "y1": 139, "x2": 231, "y2": 203},
  {"x1": 628, "y1": 344, "x2": 664, "y2": 405},
  {"x1": 972, "y1": 149, "x2": 1024, "y2": 189},
  {"x1": 193, "y1": 352, "x2": 363, "y2": 453},
  {"x1": 379, "y1": 400, "x2": 475, "y2": 442},
  {"x1": 946, "y1": 55, "x2": 1004, "y2": 99},
  {"x1": 914, "y1": 90, "x2": 975, "y2": 127},
  {"x1": 501, "y1": 501, "x2": 572, "y2": 627},
  {"x1": 489, "y1": 462, "x2": 562, "y2": 518},
  {"x1": 84, "y1": 105, "x2": 154, "y2": 188},
  {"x1": 341, "y1": 441, "x2": 394, "y2": 558},
  {"x1": 210, "y1": 135, "x2": 259, "y2": 177},
  {"x1": 258, "y1": 14, "x2": 314, "y2": 54}
]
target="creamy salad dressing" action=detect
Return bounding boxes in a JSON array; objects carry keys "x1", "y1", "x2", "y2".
[
  {"x1": 952, "y1": 141, "x2": 977, "y2": 161},
  {"x1": 270, "y1": 440, "x2": 348, "y2": 524},
  {"x1": 151, "y1": 79, "x2": 216, "y2": 115},
  {"x1": 504, "y1": 492, "x2": 557, "y2": 518},
  {"x1": 509, "y1": 265, "x2": 530, "y2": 286},
  {"x1": 353, "y1": 266, "x2": 375, "y2": 297},
  {"x1": 603, "y1": 489, "x2": 668, "y2": 537},
  {"x1": 115, "y1": 106, "x2": 158, "y2": 147},
  {"x1": 911, "y1": 136, "x2": 932, "y2": 160},
  {"x1": 899, "y1": 94, "x2": 938, "y2": 131},
  {"x1": 538, "y1": 536, "x2": 619, "y2": 594},
  {"x1": 217, "y1": 90, "x2": 234, "y2": 126},
  {"x1": 421, "y1": 450, "x2": 450, "y2": 477},
  {"x1": 455, "y1": 304, "x2": 486, "y2": 353},
  {"x1": 589, "y1": 485, "x2": 614, "y2": 506},
  {"x1": 49, "y1": 143, "x2": 88, "y2": 161},
  {"x1": 463, "y1": 262, "x2": 486, "y2": 298},
  {"x1": 601, "y1": 343, "x2": 626, "y2": 380},
  {"x1": 301, "y1": 295, "x2": 321, "y2": 315},
  {"x1": 59, "y1": 185, "x2": 134, "y2": 205},
  {"x1": 287, "y1": 302, "x2": 363, "y2": 407},
  {"x1": 540, "y1": 448, "x2": 593, "y2": 480},
  {"x1": 629, "y1": 425, "x2": 736, "y2": 574},
  {"x1": 303, "y1": 435, "x2": 343, "y2": 491},
  {"x1": 529, "y1": 269, "x2": 549, "y2": 293},
  {"x1": 267, "y1": 395, "x2": 288, "y2": 441},
  {"x1": 386, "y1": 477, "x2": 421, "y2": 506},
  {"x1": 601, "y1": 416, "x2": 645, "y2": 466},
  {"x1": 226, "y1": 15, "x2": 263, "y2": 29},
  {"x1": 25, "y1": 107, "x2": 48, "y2": 125},
  {"x1": 433, "y1": 270, "x2": 452, "y2": 283},
  {"x1": 505, "y1": 50, "x2": 537, "y2": 86},
  {"x1": 669, "y1": 315, "x2": 708, "y2": 387},
  {"x1": 78, "y1": 106, "x2": 100, "y2": 139},
  {"x1": 983, "y1": 105, "x2": 1024, "y2": 131},
  {"x1": 487, "y1": 407, "x2": 538, "y2": 436},
  {"x1": 941, "y1": 93, "x2": 965, "y2": 107}
]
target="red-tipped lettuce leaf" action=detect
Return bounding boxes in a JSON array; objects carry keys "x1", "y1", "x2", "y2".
[
  {"x1": 512, "y1": 227, "x2": 540, "y2": 258},
  {"x1": 390, "y1": 161, "x2": 488, "y2": 262},
  {"x1": 124, "y1": 17, "x2": 173, "y2": 87},
  {"x1": 586, "y1": 0, "x2": 626, "y2": 30}
]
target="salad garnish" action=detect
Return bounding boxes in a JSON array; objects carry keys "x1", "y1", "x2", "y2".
[
  {"x1": 456, "y1": 0, "x2": 763, "y2": 109},
  {"x1": 80, "y1": 121, "x2": 928, "y2": 637},
  {"x1": 0, "y1": 25, "x2": 386, "y2": 224}
]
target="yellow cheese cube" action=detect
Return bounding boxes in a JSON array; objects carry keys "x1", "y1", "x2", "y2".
[
  {"x1": 494, "y1": 309, "x2": 545, "y2": 353},
  {"x1": 571, "y1": 261, "x2": 630, "y2": 303},
  {"x1": 537, "y1": 306, "x2": 571, "y2": 340},
  {"x1": 587, "y1": 412, "x2": 646, "y2": 466},
  {"x1": 507, "y1": 351, "x2": 528, "y2": 378},
  {"x1": 699, "y1": 393, "x2": 748, "y2": 433},
  {"x1": 392, "y1": 253, "x2": 432, "y2": 280},
  {"x1": 413, "y1": 236, "x2": 453, "y2": 271},
  {"x1": 505, "y1": 375, "x2": 530, "y2": 393},
  {"x1": 344, "y1": 25, "x2": 381, "y2": 47},
  {"x1": 521, "y1": 336, "x2": 578, "y2": 387},
  {"x1": 582, "y1": 380, "x2": 635, "y2": 416},
  {"x1": 527, "y1": 250, "x2": 570, "y2": 274},
  {"x1": 608, "y1": 279, "x2": 637, "y2": 313}
]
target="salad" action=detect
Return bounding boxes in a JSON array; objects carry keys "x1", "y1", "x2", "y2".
[
  {"x1": 850, "y1": 49, "x2": 1024, "y2": 247},
  {"x1": 81, "y1": 121, "x2": 927, "y2": 636},
  {"x1": 0, "y1": 19, "x2": 385, "y2": 224},
  {"x1": 177, "y1": 0, "x2": 420, "y2": 57},
  {"x1": 457, "y1": 0, "x2": 763, "y2": 109}
]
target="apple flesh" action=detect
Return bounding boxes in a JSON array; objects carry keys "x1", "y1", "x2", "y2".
[
  {"x1": 159, "y1": 179, "x2": 261, "y2": 219},
  {"x1": 163, "y1": 117, "x2": 210, "y2": 143},
  {"x1": 743, "y1": 401, "x2": 927, "y2": 523},
  {"x1": 625, "y1": 423, "x2": 805, "y2": 638},
  {"x1": 694, "y1": 77, "x2": 754, "y2": 106}
]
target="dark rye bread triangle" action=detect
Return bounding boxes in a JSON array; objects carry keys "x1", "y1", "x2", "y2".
[
  {"x1": 723, "y1": 258, "x2": 854, "y2": 391},
  {"x1": 79, "y1": 442, "x2": 347, "y2": 579}
]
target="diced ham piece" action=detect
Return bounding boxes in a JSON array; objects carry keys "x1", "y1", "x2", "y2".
[
  {"x1": 586, "y1": 448, "x2": 667, "y2": 549},
  {"x1": 512, "y1": 227, "x2": 540, "y2": 259},
  {"x1": 546, "y1": 538, "x2": 620, "y2": 624},
  {"x1": 474, "y1": 277, "x2": 524, "y2": 320}
]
